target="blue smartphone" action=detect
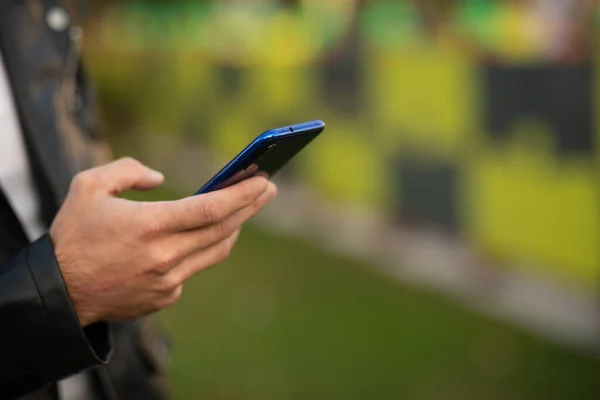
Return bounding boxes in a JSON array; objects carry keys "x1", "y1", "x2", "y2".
[{"x1": 195, "y1": 120, "x2": 325, "y2": 194}]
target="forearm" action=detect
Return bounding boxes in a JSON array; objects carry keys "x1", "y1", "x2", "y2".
[{"x1": 0, "y1": 235, "x2": 112, "y2": 399}]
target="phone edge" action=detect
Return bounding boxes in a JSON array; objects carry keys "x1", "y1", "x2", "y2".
[{"x1": 194, "y1": 120, "x2": 325, "y2": 195}]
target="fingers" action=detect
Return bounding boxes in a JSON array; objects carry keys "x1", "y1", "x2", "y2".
[
  {"x1": 169, "y1": 228, "x2": 242, "y2": 283},
  {"x1": 153, "y1": 176, "x2": 271, "y2": 232},
  {"x1": 160, "y1": 183, "x2": 276, "y2": 261},
  {"x1": 78, "y1": 157, "x2": 164, "y2": 195}
]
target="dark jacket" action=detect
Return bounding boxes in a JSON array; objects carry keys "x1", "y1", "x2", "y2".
[{"x1": 0, "y1": 1, "x2": 171, "y2": 399}]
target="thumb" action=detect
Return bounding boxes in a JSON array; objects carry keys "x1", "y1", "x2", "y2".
[{"x1": 93, "y1": 157, "x2": 164, "y2": 195}]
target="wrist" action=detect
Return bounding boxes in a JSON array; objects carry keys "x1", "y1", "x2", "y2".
[{"x1": 49, "y1": 232, "x2": 98, "y2": 327}]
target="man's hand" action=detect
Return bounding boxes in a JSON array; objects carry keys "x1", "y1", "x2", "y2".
[{"x1": 49, "y1": 157, "x2": 277, "y2": 326}]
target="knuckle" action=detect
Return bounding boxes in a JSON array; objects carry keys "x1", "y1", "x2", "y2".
[
  {"x1": 118, "y1": 156, "x2": 142, "y2": 169},
  {"x1": 163, "y1": 285, "x2": 183, "y2": 308},
  {"x1": 71, "y1": 172, "x2": 92, "y2": 190},
  {"x1": 172, "y1": 285, "x2": 183, "y2": 302},
  {"x1": 214, "y1": 241, "x2": 233, "y2": 264},
  {"x1": 252, "y1": 195, "x2": 265, "y2": 212},
  {"x1": 118, "y1": 157, "x2": 145, "y2": 176},
  {"x1": 151, "y1": 249, "x2": 178, "y2": 274},
  {"x1": 214, "y1": 219, "x2": 234, "y2": 241},
  {"x1": 159, "y1": 273, "x2": 182, "y2": 292},
  {"x1": 240, "y1": 184, "x2": 256, "y2": 205},
  {"x1": 140, "y1": 218, "x2": 163, "y2": 237},
  {"x1": 199, "y1": 199, "x2": 222, "y2": 223}
]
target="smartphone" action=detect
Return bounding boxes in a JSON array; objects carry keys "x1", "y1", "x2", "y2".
[{"x1": 195, "y1": 120, "x2": 325, "y2": 195}]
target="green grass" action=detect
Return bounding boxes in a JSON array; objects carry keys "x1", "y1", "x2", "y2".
[{"x1": 125, "y1": 187, "x2": 599, "y2": 400}]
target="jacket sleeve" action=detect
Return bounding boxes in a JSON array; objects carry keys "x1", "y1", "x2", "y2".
[
  {"x1": 0, "y1": 234, "x2": 112, "y2": 399},
  {"x1": 103, "y1": 318, "x2": 173, "y2": 400}
]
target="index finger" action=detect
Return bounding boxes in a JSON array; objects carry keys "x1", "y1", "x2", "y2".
[{"x1": 152, "y1": 176, "x2": 270, "y2": 232}]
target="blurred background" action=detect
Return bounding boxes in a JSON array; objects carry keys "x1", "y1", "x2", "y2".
[{"x1": 80, "y1": 0, "x2": 599, "y2": 398}]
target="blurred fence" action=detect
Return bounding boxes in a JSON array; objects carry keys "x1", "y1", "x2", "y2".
[{"x1": 84, "y1": 0, "x2": 599, "y2": 297}]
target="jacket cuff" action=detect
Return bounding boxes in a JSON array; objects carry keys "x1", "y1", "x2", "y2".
[{"x1": 28, "y1": 234, "x2": 113, "y2": 368}]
